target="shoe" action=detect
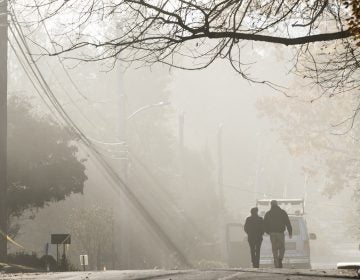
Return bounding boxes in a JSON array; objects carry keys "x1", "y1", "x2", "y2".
[{"x1": 279, "y1": 259, "x2": 283, "y2": 268}]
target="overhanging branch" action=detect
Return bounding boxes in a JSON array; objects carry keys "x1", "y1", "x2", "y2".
[{"x1": 182, "y1": 29, "x2": 352, "y2": 46}]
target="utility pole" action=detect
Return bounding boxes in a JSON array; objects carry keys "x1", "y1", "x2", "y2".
[
  {"x1": 217, "y1": 123, "x2": 226, "y2": 262},
  {"x1": 0, "y1": 0, "x2": 8, "y2": 261},
  {"x1": 118, "y1": 91, "x2": 130, "y2": 269},
  {"x1": 217, "y1": 124, "x2": 224, "y2": 208},
  {"x1": 179, "y1": 112, "x2": 184, "y2": 154},
  {"x1": 178, "y1": 111, "x2": 185, "y2": 182}
]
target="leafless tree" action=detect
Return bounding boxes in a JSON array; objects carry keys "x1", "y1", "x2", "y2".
[{"x1": 10, "y1": 0, "x2": 360, "y2": 90}]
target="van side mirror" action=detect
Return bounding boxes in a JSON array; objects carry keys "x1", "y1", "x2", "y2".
[{"x1": 309, "y1": 233, "x2": 317, "y2": 240}]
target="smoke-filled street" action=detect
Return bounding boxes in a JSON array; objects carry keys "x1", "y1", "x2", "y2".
[{"x1": 1, "y1": 0, "x2": 360, "y2": 278}]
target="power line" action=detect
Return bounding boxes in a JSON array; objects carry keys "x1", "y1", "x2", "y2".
[
  {"x1": 23, "y1": 2, "x2": 217, "y2": 246},
  {"x1": 8, "y1": 39, "x2": 62, "y2": 124},
  {"x1": 32, "y1": 2, "x2": 89, "y2": 101},
  {"x1": 44, "y1": 61, "x2": 99, "y2": 129},
  {"x1": 223, "y1": 183, "x2": 279, "y2": 198},
  {"x1": 9, "y1": 9, "x2": 192, "y2": 267},
  {"x1": 34, "y1": 4, "x2": 117, "y2": 129}
]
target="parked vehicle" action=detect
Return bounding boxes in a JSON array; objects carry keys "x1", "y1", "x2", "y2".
[
  {"x1": 225, "y1": 223, "x2": 251, "y2": 268},
  {"x1": 337, "y1": 262, "x2": 360, "y2": 278}
]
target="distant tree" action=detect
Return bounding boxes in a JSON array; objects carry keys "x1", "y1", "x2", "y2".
[
  {"x1": 256, "y1": 90, "x2": 360, "y2": 197},
  {"x1": 66, "y1": 206, "x2": 114, "y2": 270},
  {"x1": 257, "y1": 89, "x2": 360, "y2": 240},
  {"x1": 346, "y1": 0, "x2": 360, "y2": 46},
  {"x1": 7, "y1": 96, "x2": 87, "y2": 235}
]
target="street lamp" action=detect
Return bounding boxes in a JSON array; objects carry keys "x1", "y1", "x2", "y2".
[
  {"x1": 121, "y1": 100, "x2": 171, "y2": 177},
  {"x1": 127, "y1": 101, "x2": 171, "y2": 120}
]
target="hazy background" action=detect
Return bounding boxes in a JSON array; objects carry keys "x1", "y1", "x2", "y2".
[{"x1": 6, "y1": 40, "x2": 360, "y2": 269}]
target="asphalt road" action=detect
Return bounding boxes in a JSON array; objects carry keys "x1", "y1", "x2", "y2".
[{"x1": 1, "y1": 269, "x2": 358, "y2": 280}]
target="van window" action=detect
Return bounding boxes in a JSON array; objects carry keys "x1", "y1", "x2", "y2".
[{"x1": 289, "y1": 217, "x2": 301, "y2": 235}]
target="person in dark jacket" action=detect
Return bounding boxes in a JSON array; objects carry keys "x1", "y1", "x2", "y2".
[
  {"x1": 264, "y1": 200, "x2": 292, "y2": 268},
  {"x1": 244, "y1": 207, "x2": 264, "y2": 268}
]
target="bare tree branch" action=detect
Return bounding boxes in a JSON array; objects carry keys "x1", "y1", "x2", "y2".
[{"x1": 9, "y1": 0, "x2": 360, "y2": 91}]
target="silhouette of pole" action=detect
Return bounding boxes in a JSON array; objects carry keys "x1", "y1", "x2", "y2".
[
  {"x1": 217, "y1": 123, "x2": 226, "y2": 262},
  {"x1": 0, "y1": 0, "x2": 8, "y2": 261},
  {"x1": 178, "y1": 111, "x2": 185, "y2": 180},
  {"x1": 179, "y1": 112, "x2": 184, "y2": 153},
  {"x1": 217, "y1": 124, "x2": 224, "y2": 209},
  {"x1": 118, "y1": 91, "x2": 130, "y2": 269}
]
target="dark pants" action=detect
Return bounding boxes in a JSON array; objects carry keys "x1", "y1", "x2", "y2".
[
  {"x1": 248, "y1": 238, "x2": 262, "y2": 268},
  {"x1": 269, "y1": 232, "x2": 285, "y2": 268}
]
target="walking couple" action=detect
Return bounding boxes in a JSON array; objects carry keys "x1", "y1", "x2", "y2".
[{"x1": 244, "y1": 200, "x2": 292, "y2": 268}]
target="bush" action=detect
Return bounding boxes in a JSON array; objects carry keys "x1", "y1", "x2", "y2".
[
  {"x1": 40, "y1": 254, "x2": 57, "y2": 271},
  {"x1": 7, "y1": 252, "x2": 76, "y2": 272},
  {"x1": 7, "y1": 252, "x2": 43, "y2": 269},
  {"x1": 59, "y1": 254, "x2": 78, "y2": 272}
]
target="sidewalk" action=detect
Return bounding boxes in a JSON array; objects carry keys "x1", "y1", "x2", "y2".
[
  {"x1": 232, "y1": 268, "x2": 359, "y2": 278},
  {"x1": 0, "y1": 262, "x2": 42, "y2": 273}
]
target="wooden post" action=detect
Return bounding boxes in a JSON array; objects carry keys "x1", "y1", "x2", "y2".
[
  {"x1": 56, "y1": 244, "x2": 59, "y2": 266},
  {"x1": 63, "y1": 243, "x2": 66, "y2": 261},
  {"x1": 82, "y1": 255, "x2": 86, "y2": 271}
]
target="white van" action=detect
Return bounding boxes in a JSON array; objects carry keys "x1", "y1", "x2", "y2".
[
  {"x1": 256, "y1": 199, "x2": 316, "y2": 268},
  {"x1": 260, "y1": 215, "x2": 316, "y2": 268}
]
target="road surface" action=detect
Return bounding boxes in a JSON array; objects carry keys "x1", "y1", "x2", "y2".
[{"x1": 0, "y1": 268, "x2": 358, "y2": 280}]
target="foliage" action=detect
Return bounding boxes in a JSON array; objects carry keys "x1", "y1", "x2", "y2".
[
  {"x1": 7, "y1": 252, "x2": 43, "y2": 269},
  {"x1": 66, "y1": 206, "x2": 114, "y2": 270},
  {"x1": 257, "y1": 90, "x2": 360, "y2": 242},
  {"x1": 7, "y1": 96, "x2": 87, "y2": 226},
  {"x1": 39, "y1": 255, "x2": 57, "y2": 271},
  {"x1": 345, "y1": 0, "x2": 360, "y2": 45},
  {"x1": 256, "y1": 90, "x2": 360, "y2": 197},
  {"x1": 59, "y1": 254, "x2": 77, "y2": 272},
  {"x1": 6, "y1": 252, "x2": 74, "y2": 272}
]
